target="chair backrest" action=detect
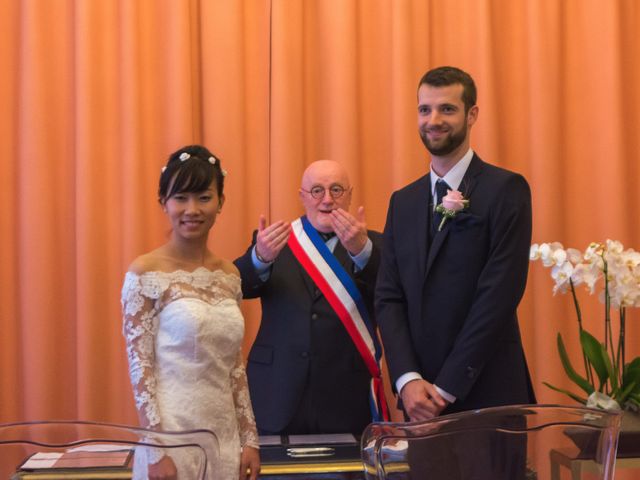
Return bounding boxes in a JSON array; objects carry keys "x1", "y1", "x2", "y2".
[
  {"x1": 361, "y1": 404, "x2": 621, "y2": 480},
  {"x1": 0, "y1": 420, "x2": 219, "y2": 479}
]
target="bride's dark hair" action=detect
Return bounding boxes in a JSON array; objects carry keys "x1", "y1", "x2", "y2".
[{"x1": 158, "y1": 145, "x2": 225, "y2": 202}]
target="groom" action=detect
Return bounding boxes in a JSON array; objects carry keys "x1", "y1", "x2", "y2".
[
  {"x1": 375, "y1": 64, "x2": 536, "y2": 480},
  {"x1": 376, "y1": 66, "x2": 536, "y2": 421}
]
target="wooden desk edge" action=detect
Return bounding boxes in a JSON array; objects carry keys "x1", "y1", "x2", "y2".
[{"x1": 260, "y1": 460, "x2": 363, "y2": 474}]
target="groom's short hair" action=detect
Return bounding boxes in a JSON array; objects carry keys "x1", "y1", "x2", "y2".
[{"x1": 418, "y1": 66, "x2": 477, "y2": 113}]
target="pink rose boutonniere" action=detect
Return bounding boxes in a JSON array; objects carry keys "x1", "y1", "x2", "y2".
[{"x1": 435, "y1": 190, "x2": 470, "y2": 231}]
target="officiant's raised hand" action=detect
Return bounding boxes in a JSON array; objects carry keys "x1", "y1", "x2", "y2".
[
  {"x1": 331, "y1": 206, "x2": 368, "y2": 256},
  {"x1": 254, "y1": 214, "x2": 291, "y2": 263}
]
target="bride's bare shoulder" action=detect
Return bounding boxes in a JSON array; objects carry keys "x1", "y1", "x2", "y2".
[
  {"x1": 213, "y1": 257, "x2": 240, "y2": 277},
  {"x1": 127, "y1": 249, "x2": 170, "y2": 275}
]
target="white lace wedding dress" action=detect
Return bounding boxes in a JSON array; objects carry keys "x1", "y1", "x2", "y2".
[{"x1": 121, "y1": 267, "x2": 258, "y2": 479}]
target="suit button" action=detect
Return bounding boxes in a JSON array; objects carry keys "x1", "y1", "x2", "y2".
[
  {"x1": 300, "y1": 351, "x2": 309, "y2": 358},
  {"x1": 466, "y1": 366, "x2": 477, "y2": 379},
  {"x1": 311, "y1": 313, "x2": 318, "y2": 320}
]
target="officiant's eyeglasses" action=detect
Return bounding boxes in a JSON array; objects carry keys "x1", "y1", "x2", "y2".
[{"x1": 301, "y1": 184, "x2": 349, "y2": 200}]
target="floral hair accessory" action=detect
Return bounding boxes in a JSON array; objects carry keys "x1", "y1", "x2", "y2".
[
  {"x1": 435, "y1": 189, "x2": 469, "y2": 231},
  {"x1": 161, "y1": 166, "x2": 167, "y2": 173},
  {"x1": 209, "y1": 156, "x2": 216, "y2": 165},
  {"x1": 221, "y1": 168, "x2": 228, "y2": 177},
  {"x1": 179, "y1": 152, "x2": 190, "y2": 161}
]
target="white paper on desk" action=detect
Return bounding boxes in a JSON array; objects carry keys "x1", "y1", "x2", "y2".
[
  {"x1": 259, "y1": 435, "x2": 282, "y2": 446},
  {"x1": 288, "y1": 433, "x2": 357, "y2": 445},
  {"x1": 20, "y1": 452, "x2": 63, "y2": 468},
  {"x1": 66, "y1": 443, "x2": 134, "y2": 453}
]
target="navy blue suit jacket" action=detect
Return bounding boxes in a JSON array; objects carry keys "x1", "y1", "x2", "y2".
[
  {"x1": 375, "y1": 154, "x2": 535, "y2": 413},
  {"x1": 235, "y1": 229, "x2": 382, "y2": 433}
]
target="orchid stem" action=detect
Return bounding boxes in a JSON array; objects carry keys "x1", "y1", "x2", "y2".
[
  {"x1": 603, "y1": 258, "x2": 615, "y2": 394},
  {"x1": 619, "y1": 308, "x2": 626, "y2": 386},
  {"x1": 569, "y1": 279, "x2": 592, "y2": 385}
]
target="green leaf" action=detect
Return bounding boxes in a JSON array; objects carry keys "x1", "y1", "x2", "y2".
[
  {"x1": 603, "y1": 349, "x2": 618, "y2": 393},
  {"x1": 626, "y1": 393, "x2": 640, "y2": 409},
  {"x1": 618, "y1": 380, "x2": 637, "y2": 403},
  {"x1": 624, "y1": 357, "x2": 640, "y2": 377},
  {"x1": 622, "y1": 359, "x2": 640, "y2": 396},
  {"x1": 543, "y1": 382, "x2": 587, "y2": 405},
  {"x1": 557, "y1": 333, "x2": 594, "y2": 395},
  {"x1": 579, "y1": 330, "x2": 613, "y2": 391}
]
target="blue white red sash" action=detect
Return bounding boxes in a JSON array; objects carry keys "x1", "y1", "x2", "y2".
[{"x1": 287, "y1": 216, "x2": 389, "y2": 422}]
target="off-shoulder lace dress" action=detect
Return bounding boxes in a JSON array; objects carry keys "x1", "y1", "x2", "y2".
[{"x1": 121, "y1": 267, "x2": 258, "y2": 479}]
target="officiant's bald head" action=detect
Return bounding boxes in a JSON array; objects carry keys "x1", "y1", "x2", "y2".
[{"x1": 299, "y1": 160, "x2": 353, "y2": 233}]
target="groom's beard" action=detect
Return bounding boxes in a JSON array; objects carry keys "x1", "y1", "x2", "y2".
[{"x1": 420, "y1": 118, "x2": 468, "y2": 157}]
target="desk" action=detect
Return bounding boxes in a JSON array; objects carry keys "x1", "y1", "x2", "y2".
[
  {"x1": 260, "y1": 461, "x2": 364, "y2": 479},
  {"x1": 550, "y1": 448, "x2": 640, "y2": 480},
  {"x1": 259, "y1": 442, "x2": 364, "y2": 479},
  {"x1": 13, "y1": 443, "x2": 365, "y2": 479},
  {"x1": 12, "y1": 469, "x2": 130, "y2": 479}
]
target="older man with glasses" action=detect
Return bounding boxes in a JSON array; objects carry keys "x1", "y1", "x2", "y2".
[{"x1": 234, "y1": 160, "x2": 386, "y2": 436}]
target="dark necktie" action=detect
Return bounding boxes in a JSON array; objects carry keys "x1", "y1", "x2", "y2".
[
  {"x1": 431, "y1": 179, "x2": 451, "y2": 238},
  {"x1": 435, "y1": 179, "x2": 450, "y2": 207},
  {"x1": 319, "y1": 231, "x2": 336, "y2": 242}
]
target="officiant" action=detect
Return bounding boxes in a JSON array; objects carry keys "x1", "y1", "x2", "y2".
[{"x1": 234, "y1": 160, "x2": 387, "y2": 435}]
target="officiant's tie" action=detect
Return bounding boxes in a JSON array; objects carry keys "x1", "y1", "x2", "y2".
[
  {"x1": 431, "y1": 179, "x2": 451, "y2": 237},
  {"x1": 318, "y1": 231, "x2": 336, "y2": 242}
]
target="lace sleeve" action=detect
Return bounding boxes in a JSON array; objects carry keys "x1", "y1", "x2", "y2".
[
  {"x1": 121, "y1": 272, "x2": 162, "y2": 430},
  {"x1": 230, "y1": 350, "x2": 259, "y2": 449}
]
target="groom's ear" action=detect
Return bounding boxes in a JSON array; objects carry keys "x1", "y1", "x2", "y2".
[{"x1": 467, "y1": 105, "x2": 479, "y2": 127}]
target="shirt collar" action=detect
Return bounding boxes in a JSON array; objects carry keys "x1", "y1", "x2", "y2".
[{"x1": 430, "y1": 148, "x2": 474, "y2": 197}]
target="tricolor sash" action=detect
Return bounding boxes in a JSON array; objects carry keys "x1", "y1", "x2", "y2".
[{"x1": 287, "y1": 216, "x2": 389, "y2": 421}]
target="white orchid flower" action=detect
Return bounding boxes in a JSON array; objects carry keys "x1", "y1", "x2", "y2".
[
  {"x1": 551, "y1": 262, "x2": 574, "y2": 294},
  {"x1": 567, "y1": 248, "x2": 583, "y2": 265},
  {"x1": 605, "y1": 239, "x2": 624, "y2": 255},
  {"x1": 587, "y1": 392, "x2": 621, "y2": 411},
  {"x1": 529, "y1": 244, "x2": 541, "y2": 260},
  {"x1": 539, "y1": 242, "x2": 567, "y2": 267}
]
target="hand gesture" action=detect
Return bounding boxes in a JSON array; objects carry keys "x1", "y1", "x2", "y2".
[
  {"x1": 330, "y1": 206, "x2": 368, "y2": 256},
  {"x1": 255, "y1": 215, "x2": 291, "y2": 263},
  {"x1": 400, "y1": 379, "x2": 448, "y2": 422},
  {"x1": 239, "y1": 445, "x2": 260, "y2": 480}
]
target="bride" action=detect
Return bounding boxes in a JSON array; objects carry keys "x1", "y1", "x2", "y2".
[{"x1": 121, "y1": 145, "x2": 260, "y2": 479}]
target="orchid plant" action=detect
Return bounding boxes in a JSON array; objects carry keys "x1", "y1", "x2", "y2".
[{"x1": 530, "y1": 240, "x2": 640, "y2": 411}]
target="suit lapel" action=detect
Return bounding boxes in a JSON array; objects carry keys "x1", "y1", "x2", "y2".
[
  {"x1": 283, "y1": 246, "x2": 317, "y2": 296},
  {"x1": 458, "y1": 153, "x2": 482, "y2": 199},
  {"x1": 415, "y1": 175, "x2": 431, "y2": 281},
  {"x1": 424, "y1": 154, "x2": 484, "y2": 280},
  {"x1": 291, "y1": 240, "x2": 352, "y2": 299},
  {"x1": 333, "y1": 242, "x2": 350, "y2": 269}
]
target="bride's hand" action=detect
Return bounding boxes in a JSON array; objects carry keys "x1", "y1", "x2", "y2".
[
  {"x1": 239, "y1": 445, "x2": 260, "y2": 480},
  {"x1": 148, "y1": 455, "x2": 178, "y2": 480}
]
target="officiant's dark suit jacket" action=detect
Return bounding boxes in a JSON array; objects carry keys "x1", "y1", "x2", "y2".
[
  {"x1": 235, "y1": 229, "x2": 382, "y2": 434},
  {"x1": 376, "y1": 154, "x2": 535, "y2": 414}
]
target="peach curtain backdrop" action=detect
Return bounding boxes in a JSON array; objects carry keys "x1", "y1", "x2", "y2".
[{"x1": 1, "y1": 0, "x2": 639, "y2": 430}]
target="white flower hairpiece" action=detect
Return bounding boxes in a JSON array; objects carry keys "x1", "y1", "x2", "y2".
[
  {"x1": 179, "y1": 152, "x2": 190, "y2": 161},
  {"x1": 209, "y1": 156, "x2": 216, "y2": 165},
  {"x1": 222, "y1": 169, "x2": 228, "y2": 177},
  {"x1": 161, "y1": 166, "x2": 167, "y2": 173}
]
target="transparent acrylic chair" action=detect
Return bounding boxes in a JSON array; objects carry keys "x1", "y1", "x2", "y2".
[
  {"x1": 0, "y1": 420, "x2": 219, "y2": 479},
  {"x1": 361, "y1": 404, "x2": 621, "y2": 480}
]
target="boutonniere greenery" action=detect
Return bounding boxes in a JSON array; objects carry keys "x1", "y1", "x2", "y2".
[{"x1": 435, "y1": 190, "x2": 470, "y2": 231}]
